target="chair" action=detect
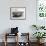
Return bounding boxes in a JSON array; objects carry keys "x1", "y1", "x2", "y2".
[
  {"x1": 4, "y1": 27, "x2": 19, "y2": 46},
  {"x1": 18, "y1": 33, "x2": 30, "y2": 46},
  {"x1": 4, "y1": 33, "x2": 18, "y2": 46}
]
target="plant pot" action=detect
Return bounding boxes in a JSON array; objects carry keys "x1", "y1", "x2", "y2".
[
  {"x1": 37, "y1": 39, "x2": 45, "y2": 44},
  {"x1": 40, "y1": 39, "x2": 45, "y2": 43},
  {"x1": 37, "y1": 39, "x2": 40, "y2": 43}
]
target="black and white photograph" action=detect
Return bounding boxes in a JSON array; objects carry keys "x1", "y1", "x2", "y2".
[{"x1": 10, "y1": 7, "x2": 26, "y2": 20}]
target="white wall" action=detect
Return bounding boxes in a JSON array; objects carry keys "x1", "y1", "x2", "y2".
[{"x1": 0, "y1": 0, "x2": 37, "y2": 42}]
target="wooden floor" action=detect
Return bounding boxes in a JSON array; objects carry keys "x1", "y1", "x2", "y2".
[{"x1": 0, "y1": 42, "x2": 46, "y2": 46}]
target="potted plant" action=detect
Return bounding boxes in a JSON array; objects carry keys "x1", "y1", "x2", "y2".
[{"x1": 33, "y1": 32, "x2": 46, "y2": 43}]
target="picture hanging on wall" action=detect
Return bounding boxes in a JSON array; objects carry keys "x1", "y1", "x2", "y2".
[
  {"x1": 10, "y1": 7, "x2": 26, "y2": 20},
  {"x1": 36, "y1": 0, "x2": 46, "y2": 26},
  {"x1": 37, "y1": 0, "x2": 46, "y2": 20}
]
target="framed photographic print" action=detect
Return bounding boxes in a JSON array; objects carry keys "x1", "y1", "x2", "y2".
[
  {"x1": 36, "y1": 0, "x2": 46, "y2": 26},
  {"x1": 10, "y1": 7, "x2": 26, "y2": 20},
  {"x1": 37, "y1": 0, "x2": 46, "y2": 20}
]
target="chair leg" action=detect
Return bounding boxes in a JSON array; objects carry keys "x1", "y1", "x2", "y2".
[
  {"x1": 4, "y1": 33, "x2": 7, "y2": 46},
  {"x1": 4, "y1": 41, "x2": 7, "y2": 46}
]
